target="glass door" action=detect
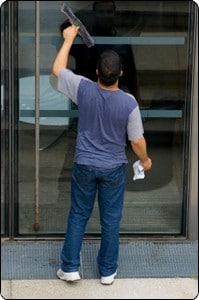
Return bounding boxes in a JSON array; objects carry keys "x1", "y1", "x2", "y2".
[{"x1": 1, "y1": 1, "x2": 197, "y2": 236}]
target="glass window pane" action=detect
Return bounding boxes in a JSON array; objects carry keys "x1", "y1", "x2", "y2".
[
  {"x1": 18, "y1": 1, "x2": 35, "y2": 233},
  {"x1": 17, "y1": 1, "x2": 193, "y2": 235}
]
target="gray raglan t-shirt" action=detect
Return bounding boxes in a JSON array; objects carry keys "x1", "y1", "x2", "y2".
[{"x1": 58, "y1": 69, "x2": 144, "y2": 168}]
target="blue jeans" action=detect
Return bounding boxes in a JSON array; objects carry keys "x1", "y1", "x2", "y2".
[{"x1": 60, "y1": 163, "x2": 126, "y2": 276}]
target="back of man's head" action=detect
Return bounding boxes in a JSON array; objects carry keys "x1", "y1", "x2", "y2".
[{"x1": 97, "y1": 50, "x2": 122, "y2": 86}]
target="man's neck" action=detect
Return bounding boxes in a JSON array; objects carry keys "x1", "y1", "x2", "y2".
[{"x1": 97, "y1": 79, "x2": 119, "y2": 91}]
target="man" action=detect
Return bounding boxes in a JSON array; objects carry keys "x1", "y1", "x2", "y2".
[{"x1": 52, "y1": 25, "x2": 152, "y2": 285}]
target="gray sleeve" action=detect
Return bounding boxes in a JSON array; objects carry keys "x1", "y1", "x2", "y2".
[
  {"x1": 127, "y1": 106, "x2": 144, "y2": 141},
  {"x1": 57, "y1": 69, "x2": 84, "y2": 105}
]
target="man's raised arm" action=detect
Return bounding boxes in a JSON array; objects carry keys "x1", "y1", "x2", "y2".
[{"x1": 52, "y1": 25, "x2": 79, "y2": 77}]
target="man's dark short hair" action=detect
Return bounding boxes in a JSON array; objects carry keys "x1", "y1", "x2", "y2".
[{"x1": 97, "y1": 50, "x2": 122, "y2": 86}]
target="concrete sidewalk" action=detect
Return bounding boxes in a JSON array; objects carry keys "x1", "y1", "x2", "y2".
[{"x1": 1, "y1": 278, "x2": 198, "y2": 299}]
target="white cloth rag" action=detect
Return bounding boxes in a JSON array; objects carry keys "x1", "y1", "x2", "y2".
[{"x1": 132, "y1": 160, "x2": 145, "y2": 180}]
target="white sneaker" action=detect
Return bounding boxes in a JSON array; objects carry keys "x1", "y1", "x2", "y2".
[
  {"x1": 101, "y1": 270, "x2": 117, "y2": 285},
  {"x1": 57, "y1": 268, "x2": 81, "y2": 282}
]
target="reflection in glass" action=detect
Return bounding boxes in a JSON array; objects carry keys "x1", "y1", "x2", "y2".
[{"x1": 17, "y1": 1, "x2": 192, "y2": 235}]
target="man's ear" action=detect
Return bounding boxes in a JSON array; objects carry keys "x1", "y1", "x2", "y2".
[
  {"x1": 120, "y1": 70, "x2": 123, "y2": 77},
  {"x1": 96, "y1": 69, "x2": 99, "y2": 76}
]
